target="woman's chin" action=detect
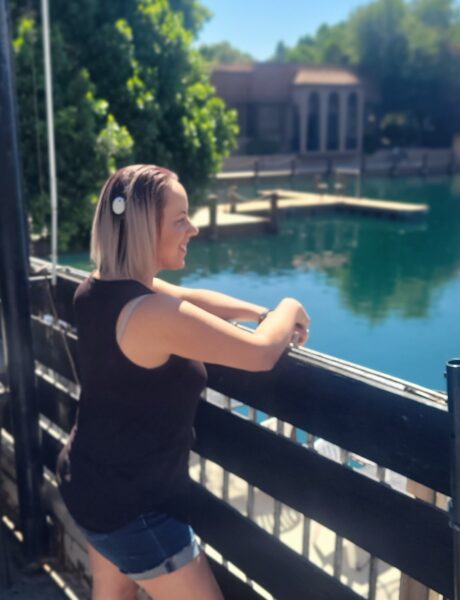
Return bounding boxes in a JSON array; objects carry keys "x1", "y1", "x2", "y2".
[{"x1": 169, "y1": 259, "x2": 186, "y2": 270}]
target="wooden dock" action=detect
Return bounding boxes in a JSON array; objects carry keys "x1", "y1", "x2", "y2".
[
  {"x1": 191, "y1": 205, "x2": 270, "y2": 238},
  {"x1": 192, "y1": 189, "x2": 429, "y2": 238}
]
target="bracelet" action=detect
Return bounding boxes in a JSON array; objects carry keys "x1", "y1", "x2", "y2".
[{"x1": 257, "y1": 309, "x2": 273, "y2": 325}]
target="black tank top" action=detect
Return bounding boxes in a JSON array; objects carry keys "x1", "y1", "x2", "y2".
[{"x1": 56, "y1": 276, "x2": 207, "y2": 532}]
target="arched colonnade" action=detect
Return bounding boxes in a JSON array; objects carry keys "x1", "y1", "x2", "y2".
[{"x1": 292, "y1": 88, "x2": 364, "y2": 154}]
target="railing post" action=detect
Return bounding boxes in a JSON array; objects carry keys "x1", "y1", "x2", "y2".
[
  {"x1": 0, "y1": 0, "x2": 47, "y2": 562},
  {"x1": 420, "y1": 152, "x2": 428, "y2": 177},
  {"x1": 290, "y1": 158, "x2": 296, "y2": 187},
  {"x1": 253, "y1": 158, "x2": 260, "y2": 190},
  {"x1": 356, "y1": 170, "x2": 362, "y2": 199},
  {"x1": 447, "y1": 358, "x2": 460, "y2": 600},
  {"x1": 390, "y1": 151, "x2": 399, "y2": 176}
]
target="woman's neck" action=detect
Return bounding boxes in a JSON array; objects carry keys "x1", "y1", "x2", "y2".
[{"x1": 92, "y1": 270, "x2": 154, "y2": 288}]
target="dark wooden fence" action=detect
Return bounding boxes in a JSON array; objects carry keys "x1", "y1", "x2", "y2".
[{"x1": 0, "y1": 258, "x2": 454, "y2": 599}]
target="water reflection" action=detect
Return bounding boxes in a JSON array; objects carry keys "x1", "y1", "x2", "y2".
[{"x1": 175, "y1": 176, "x2": 460, "y2": 324}]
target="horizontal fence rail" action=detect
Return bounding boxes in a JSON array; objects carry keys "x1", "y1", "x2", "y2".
[
  {"x1": 0, "y1": 258, "x2": 452, "y2": 599},
  {"x1": 193, "y1": 401, "x2": 451, "y2": 594},
  {"x1": 205, "y1": 359, "x2": 450, "y2": 496}
]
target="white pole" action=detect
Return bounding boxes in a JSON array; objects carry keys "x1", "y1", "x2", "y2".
[{"x1": 41, "y1": 0, "x2": 58, "y2": 286}]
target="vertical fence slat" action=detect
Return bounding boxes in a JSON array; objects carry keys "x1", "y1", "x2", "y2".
[{"x1": 447, "y1": 359, "x2": 460, "y2": 600}]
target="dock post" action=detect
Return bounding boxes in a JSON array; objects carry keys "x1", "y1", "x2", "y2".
[
  {"x1": 207, "y1": 193, "x2": 218, "y2": 240},
  {"x1": 447, "y1": 358, "x2": 460, "y2": 600},
  {"x1": 254, "y1": 159, "x2": 260, "y2": 190},
  {"x1": 228, "y1": 185, "x2": 238, "y2": 214},
  {"x1": 268, "y1": 193, "x2": 279, "y2": 234},
  {"x1": 0, "y1": 0, "x2": 47, "y2": 562}
]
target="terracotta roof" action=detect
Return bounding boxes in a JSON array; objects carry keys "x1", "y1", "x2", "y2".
[
  {"x1": 294, "y1": 67, "x2": 360, "y2": 86},
  {"x1": 211, "y1": 63, "x2": 361, "y2": 104}
]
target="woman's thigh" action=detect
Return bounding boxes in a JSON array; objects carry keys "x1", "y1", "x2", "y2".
[
  {"x1": 88, "y1": 542, "x2": 138, "y2": 600},
  {"x1": 136, "y1": 550, "x2": 224, "y2": 600}
]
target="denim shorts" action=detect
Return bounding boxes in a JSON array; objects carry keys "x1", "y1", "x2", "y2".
[{"x1": 79, "y1": 509, "x2": 202, "y2": 581}]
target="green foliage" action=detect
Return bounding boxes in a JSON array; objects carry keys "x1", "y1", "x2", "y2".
[
  {"x1": 198, "y1": 41, "x2": 254, "y2": 64},
  {"x1": 169, "y1": 0, "x2": 212, "y2": 34},
  {"x1": 269, "y1": 0, "x2": 460, "y2": 148},
  {"x1": 12, "y1": 0, "x2": 237, "y2": 251},
  {"x1": 272, "y1": 22, "x2": 351, "y2": 65}
]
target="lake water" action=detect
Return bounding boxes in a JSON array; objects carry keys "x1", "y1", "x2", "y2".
[{"x1": 62, "y1": 175, "x2": 460, "y2": 392}]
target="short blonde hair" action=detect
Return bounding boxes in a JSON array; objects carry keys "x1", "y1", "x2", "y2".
[{"x1": 90, "y1": 164, "x2": 178, "y2": 282}]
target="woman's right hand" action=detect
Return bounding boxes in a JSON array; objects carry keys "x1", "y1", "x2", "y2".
[{"x1": 280, "y1": 298, "x2": 311, "y2": 346}]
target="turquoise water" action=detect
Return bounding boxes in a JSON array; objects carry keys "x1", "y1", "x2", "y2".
[{"x1": 62, "y1": 175, "x2": 460, "y2": 392}]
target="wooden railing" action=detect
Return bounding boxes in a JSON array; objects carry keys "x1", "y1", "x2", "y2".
[
  {"x1": 219, "y1": 149, "x2": 460, "y2": 179},
  {"x1": 0, "y1": 258, "x2": 455, "y2": 599}
]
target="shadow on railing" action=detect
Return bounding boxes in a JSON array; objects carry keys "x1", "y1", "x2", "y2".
[{"x1": 0, "y1": 258, "x2": 454, "y2": 599}]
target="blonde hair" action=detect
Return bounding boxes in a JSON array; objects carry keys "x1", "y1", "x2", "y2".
[{"x1": 90, "y1": 164, "x2": 178, "y2": 283}]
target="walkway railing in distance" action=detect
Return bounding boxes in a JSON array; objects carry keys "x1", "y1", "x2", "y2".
[
  {"x1": 218, "y1": 148, "x2": 460, "y2": 181},
  {"x1": 0, "y1": 257, "x2": 454, "y2": 599}
]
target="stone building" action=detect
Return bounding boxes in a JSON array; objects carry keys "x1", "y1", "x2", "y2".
[{"x1": 211, "y1": 63, "x2": 364, "y2": 156}]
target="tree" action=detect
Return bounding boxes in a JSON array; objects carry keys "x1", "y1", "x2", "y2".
[
  {"x1": 169, "y1": 0, "x2": 211, "y2": 34},
  {"x1": 12, "y1": 0, "x2": 237, "y2": 251},
  {"x1": 269, "y1": 0, "x2": 460, "y2": 148},
  {"x1": 271, "y1": 23, "x2": 350, "y2": 65},
  {"x1": 13, "y1": 9, "x2": 134, "y2": 251},
  {"x1": 198, "y1": 41, "x2": 254, "y2": 64}
]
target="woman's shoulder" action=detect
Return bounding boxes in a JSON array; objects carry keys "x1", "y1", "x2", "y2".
[{"x1": 126, "y1": 289, "x2": 178, "y2": 320}]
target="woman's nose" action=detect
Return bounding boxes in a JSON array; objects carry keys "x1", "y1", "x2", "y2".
[{"x1": 189, "y1": 221, "x2": 199, "y2": 237}]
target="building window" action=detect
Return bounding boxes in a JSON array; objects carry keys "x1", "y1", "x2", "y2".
[
  {"x1": 247, "y1": 104, "x2": 258, "y2": 138},
  {"x1": 258, "y1": 105, "x2": 281, "y2": 138},
  {"x1": 327, "y1": 92, "x2": 340, "y2": 151},
  {"x1": 307, "y1": 93, "x2": 320, "y2": 151}
]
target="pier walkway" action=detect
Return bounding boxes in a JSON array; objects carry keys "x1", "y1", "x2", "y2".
[{"x1": 192, "y1": 189, "x2": 429, "y2": 238}]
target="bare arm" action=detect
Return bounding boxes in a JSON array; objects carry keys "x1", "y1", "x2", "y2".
[
  {"x1": 130, "y1": 293, "x2": 309, "y2": 372},
  {"x1": 152, "y1": 277, "x2": 268, "y2": 322}
]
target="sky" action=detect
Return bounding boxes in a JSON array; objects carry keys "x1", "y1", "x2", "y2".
[{"x1": 196, "y1": 0, "x2": 374, "y2": 60}]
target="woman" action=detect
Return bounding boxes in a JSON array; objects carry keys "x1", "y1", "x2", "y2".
[{"x1": 57, "y1": 164, "x2": 310, "y2": 600}]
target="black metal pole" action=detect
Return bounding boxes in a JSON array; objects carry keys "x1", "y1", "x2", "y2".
[
  {"x1": 0, "y1": 0, "x2": 47, "y2": 561},
  {"x1": 447, "y1": 358, "x2": 460, "y2": 600}
]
